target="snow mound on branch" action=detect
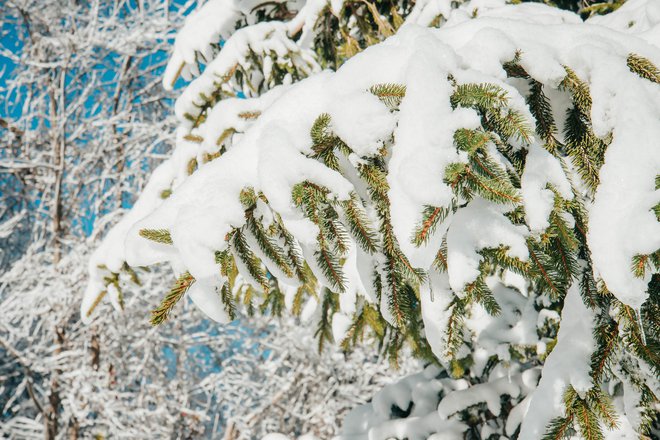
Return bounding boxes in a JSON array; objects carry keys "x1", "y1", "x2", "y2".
[
  {"x1": 588, "y1": 0, "x2": 660, "y2": 35},
  {"x1": 517, "y1": 283, "x2": 596, "y2": 440},
  {"x1": 521, "y1": 142, "x2": 573, "y2": 233},
  {"x1": 163, "y1": 0, "x2": 242, "y2": 88},
  {"x1": 586, "y1": 58, "x2": 660, "y2": 308},
  {"x1": 174, "y1": 20, "x2": 318, "y2": 126},
  {"x1": 387, "y1": 31, "x2": 477, "y2": 269},
  {"x1": 163, "y1": 0, "x2": 328, "y2": 89},
  {"x1": 420, "y1": 271, "x2": 456, "y2": 364},
  {"x1": 338, "y1": 362, "x2": 539, "y2": 439},
  {"x1": 328, "y1": 91, "x2": 397, "y2": 157},
  {"x1": 446, "y1": 199, "x2": 528, "y2": 293}
]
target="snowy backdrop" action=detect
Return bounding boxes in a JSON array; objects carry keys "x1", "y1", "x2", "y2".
[{"x1": 1, "y1": 0, "x2": 659, "y2": 439}]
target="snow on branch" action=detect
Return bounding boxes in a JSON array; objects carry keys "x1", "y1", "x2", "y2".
[{"x1": 86, "y1": 0, "x2": 660, "y2": 438}]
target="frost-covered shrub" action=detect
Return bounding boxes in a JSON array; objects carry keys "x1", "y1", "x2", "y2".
[
  {"x1": 86, "y1": 0, "x2": 660, "y2": 438},
  {"x1": 1, "y1": 244, "x2": 412, "y2": 439}
]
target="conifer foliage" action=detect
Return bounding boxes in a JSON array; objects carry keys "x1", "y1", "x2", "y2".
[{"x1": 86, "y1": 0, "x2": 660, "y2": 438}]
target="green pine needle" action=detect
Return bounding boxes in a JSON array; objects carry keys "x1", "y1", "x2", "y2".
[
  {"x1": 631, "y1": 254, "x2": 651, "y2": 278},
  {"x1": 247, "y1": 214, "x2": 295, "y2": 278},
  {"x1": 358, "y1": 163, "x2": 389, "y2": 198},
  {"x1": 543, "y1": 415, "x2": 575, "y2": 440},
  {"x1": 445, "y1": 297, "x2": 467, "y2": 360},
  {"x1": 343, "y1": 194, "x2": 379, "y2": 254},
  {"x1": 574, "y1": 398, "x2": 604, "y2": 440},
  {"x1": 586, "y1": 388, "x2": 619, "y2": 430},
  {"x1": 627, "y1": 53, "x2": 660, "y2": 84},
  {"x1": 315, "y1": 288, "x2": 338, "y2": 352},
  {"x1": 150, "y1": 271, "x2": 195, "y2": 326},
  {"x1": 311, "y1": 113, "x2": 335, "y2": 154},
  {"x1": 239, "y1": 187, "x2": 257, "y2": 208},
  {"x1": 232, "y1": 229, "x2": 269, "y2": 290},
  {"x1": 561, "y1": 67, "x2": 593, "y2": 115},
  {"x1": 445, "y1": 161, "x2": 521, "y2": 205},
  {"x1": 453, "y1": 128, "x2": 492, "y2": 154},
  {"x1": 413, "y1": 203, "x2": 455, "y2": 247},
  {"x1": 139, "y1": 228, "x2": 173, "y2": 245},
  {"x1": 315, "y1": 247, "x2": 346, "y2": 292},
  {"x1": 450, "y1": 83, "x2": 509, "y2": 110},
  {"x1": 527, "y1": 80, "x2": 560, "y2": 155},
  {"x1": 433, "y1": 240, "x2": 449, "y2": 272},
  {"x1": 221, "y1": 282, "x2": 236, "y2": 320},
  {"x1": 465, "y1": 275, "x2": 501, "y2": 316},
  {"x1": 563, "y1": 105, "x2": 607, "y2": 194},
  {"x1": 383, "y1": 257, "x2": 407, "y2": 328},
  {"x1": 369, "y1": 83, "x2": 406, "y2": 109},
  {"x1": 502, "y1": 54, "x2": 529, "y2": 79}
]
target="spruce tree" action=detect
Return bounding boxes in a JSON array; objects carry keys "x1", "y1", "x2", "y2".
[{"x1": 85, "y1": 0, "x2": 660, "y2": 438}]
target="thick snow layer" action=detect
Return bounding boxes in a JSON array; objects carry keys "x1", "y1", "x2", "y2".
[
  {"x1": 338, "y1": 362, "x2": 541, "y2": 440},
  {"x1": 200, "y1": 85, "x2": 289, "y2": 154},
  {"x1": 163, "y1": 0, "x2": 241, "y2": 89},
  {"x1": 187, "y1": 276, "x2": 231, "y2": 324},
  {"x1": 340, "y1": 365, "x2": 468, "y2": 440},
  {"x1": 475, "y1": 2, "x2": 581, "y2": 25},
  {"x1": 406, "y1": 0, "x2": 457, "y2": 27},
  {"x1": 586, "y1": 54, "x2": 660, "y2": 308},
  {"x1": 437, "y1": 375, "x2": 520, "y2": 419},
  {"x1": 446, "y1": 199, "x2": 528, "y2": 293},
  {"x1": 420, "y1": 271, "x2": 456, "y2": 363},
  {"x1": 468, "y1": 277, "x2": 539, "y2": 364},
  {"x1": 588, "y1": 0, "x2": 660, "y2": 35},
  {"x1": 82, "y1": 161, "x2": 180, "y2": 324},
  {"x1": 286, "y1": 0, "x2": 339, "y2": 50},
  {"x1": 388, "y1": 29, "x2": 478, "y2": 269},
  {"x1": 163, "y1": 0, "x2": 328, "y2": 90},
  {"x1": 521, "y1": 142, "x2": 573, "y2": 232},
  {"x1": 518, "y1": 283, "x2": 596, "y2": 440},
  {"x1": 328, "y1": 91, "x2": 396, "y2": 157},
  {"x1": 174, "y1": 21, "x2": 318, "y2": 128}
]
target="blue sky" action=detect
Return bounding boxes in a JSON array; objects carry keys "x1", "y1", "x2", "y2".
[
  {"x1": 0, "y1": 0, "x2": 197, "y2": 238},
  {"x1": 0, "y1": 19, "x2": 24, "y2": 119}
]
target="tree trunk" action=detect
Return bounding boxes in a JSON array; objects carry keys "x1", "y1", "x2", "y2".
[
  {"x1": 112, "y1": 56, "x2": 133, "y2": 206},
  {"x1": 91, "y1": 332, "x2": 100, "y2": 371},
  {"x1": 46, "y1": 325, "x2": 65, "y2": 440},
  {"x1": 48, "y1": 67, "x2": 66, "y2": 264}
]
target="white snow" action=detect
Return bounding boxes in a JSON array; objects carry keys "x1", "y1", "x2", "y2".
[
  {"x1": 586, "y1": 55, "x2": 660, "y2": 308},
  {"x1": 163, "y1": 0, "x2": 241, "y2": 89},
  {"x1": 521, "y1": 142, "x2": 573, "y2": 233},
  {"x1": 420, "y1": 271, "x2": 456, "y2": 363},
  {"x1": 328, "y1": 91, "x2": 396, "y2": 157},
  {"x1": 387, "y1": 27, "x2": 479, "y2": 269},
  {"x1": 588, "y1": 0, "x2": 660, "y2": 35},
  {"x1": 437, "y1": 374, "x2": 520, "y2": 419},
  {"x1": 187, "y1": 277, "x2": 231, "y2": 323},
  {"x1": 446, "y1": 199, "x2": 528, "y2": 293},
  {"x1": 518, "y1": 283, "x2": 596, "y2": 440}
]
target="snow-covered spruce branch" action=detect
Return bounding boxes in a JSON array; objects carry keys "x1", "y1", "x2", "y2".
[{"x1": 86, "y1": 1, "x2": 660, "y2": 438}]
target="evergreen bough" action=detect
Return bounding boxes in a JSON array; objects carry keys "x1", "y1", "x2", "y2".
[{"x1": 85, "y1": 1, "x2": 660, "y2": 438}]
